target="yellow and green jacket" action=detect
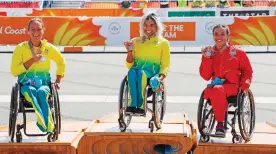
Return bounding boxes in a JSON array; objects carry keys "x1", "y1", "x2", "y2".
[
  {"x1": 126, "y1": 36, "x2": 170, "y2": 77},
  {"x1": 10, "y1": 39, "x2": 66, "y2": 83}
]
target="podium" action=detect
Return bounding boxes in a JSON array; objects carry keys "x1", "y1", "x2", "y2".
[{"x1": 77, "y1": 112, "x2": 198, "y2": 154}]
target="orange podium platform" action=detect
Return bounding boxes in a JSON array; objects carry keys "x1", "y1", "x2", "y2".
[
  {"x1": 0, "y1": 121, "x2": 90, "y2": 154},
  {"x1": 77, "y1": 112, "x2": 198, "y2": 154},
  {"x1": 194, "y1": 121, "x2": 276, "y2": 154}
]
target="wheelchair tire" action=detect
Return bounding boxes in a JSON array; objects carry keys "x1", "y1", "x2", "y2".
[
  {"x1": 197, "y1": 91, "x2": 215, "y2": 138},
  {"x1": 238, "y1": 89, "x2": 255, "y2": 142},
  {"x1": 118, "y1": 76, "x2": 132, "y2": 127},
  {"x1": 51, "y1": 83, "x2": 61, "y2": 140},
  {"x1": 153, "y1": 87, "x2": 166, "y2": 130},
  {"x1": 8, "y1": 84, "x2": 19, "y2": 143},
  {"x1": 47, "y1": 132, "x2": 57, "y2": 142}
]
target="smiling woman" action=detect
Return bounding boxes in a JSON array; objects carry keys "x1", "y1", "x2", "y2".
[
  {"x1": 10, "y1": 17, "x2": 66, "y2": 134},
  {"x1": 123, "y1": 12, "x2": 171, "y2": 114}
]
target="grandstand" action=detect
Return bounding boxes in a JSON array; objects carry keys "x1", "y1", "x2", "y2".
[{"x1": 0, "y1": 0, "x2": 273, "y2": 9}]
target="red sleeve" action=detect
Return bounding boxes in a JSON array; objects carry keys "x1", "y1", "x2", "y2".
[
  {"x1": 239, "y1": 50, "x2": 253, "y2": 91},
  {"x1": 199, "y1": 55, "x2": 213, "y2": 81}
]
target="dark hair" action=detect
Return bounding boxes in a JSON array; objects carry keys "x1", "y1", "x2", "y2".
[
  {"x1": 145, "y1": 13, "x2": 157, "y2": 21},
  {"x1": 212, "y1": 24, "x2": 230, "y2": 35},
  {"x1": 28, "y1": 17, "x2": 45, "y2": 30}
]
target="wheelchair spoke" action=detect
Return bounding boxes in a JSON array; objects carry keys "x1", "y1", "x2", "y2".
[
  {"x1": 240, "y1": 95, "x2": 253, "y2": 137},
  {"x1": 201, "y1": 100, "x2": 214, "y2": 134}
]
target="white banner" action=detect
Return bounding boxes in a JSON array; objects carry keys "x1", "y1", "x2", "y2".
[{"x1": 93, "y1": 16, "x2": 236, "y2": 46}]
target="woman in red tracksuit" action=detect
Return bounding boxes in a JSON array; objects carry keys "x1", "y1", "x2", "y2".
[{"x1": 199, "y1": 24, "x2": 253, "y2": 136}]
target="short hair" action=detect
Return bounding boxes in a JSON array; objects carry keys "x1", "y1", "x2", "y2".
[
  {"x1": 212, "y1": 24, "x2": 230, "y2": 36},
  {"x1": 139, "y1": 12, "x2": 164, "y2": 37},
  {"x1": 28, "y1": 17, "x2": 45, "y2": 30}
]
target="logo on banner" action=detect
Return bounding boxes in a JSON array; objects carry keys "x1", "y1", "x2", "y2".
[
  {"x1": 205, "y1": 22, "x2": 216, "y2": 34},
  {"x1": 130, "y1": 22, "x2": 195, "y2": 41},
  {"x1": 109, "y1": 22, "x2": 121, "y2": 35},
  {"x1": 220, "y1": 10, "x2": 269, "y2": 16},
  {"x1": 0, "y1": 26, "x2": 26, "y2": 35}
]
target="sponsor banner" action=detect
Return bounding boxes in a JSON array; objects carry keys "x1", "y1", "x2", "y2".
[
  {"x1": 0, "y1": 16, "x2": 276, "y2": 46},
  {"x1": 228, "y1": 16, "x2": 276, "y2": 46},
  {"x1": 168, "y1": 11, "x2": 216, "y2": 17},
  {"x1": 0, "y1": 17, "x2": 106, "y2": 46},
  {"x1": 93, "y1": 17, "x2": 232, "y2": 46},
  {"x1": 220, "y1": 10, "x2": 270, "y2": 16}
]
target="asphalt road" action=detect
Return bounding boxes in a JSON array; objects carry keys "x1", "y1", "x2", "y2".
[{"x1": 0, "y1": 53, "x2": 275, "y2": 126}]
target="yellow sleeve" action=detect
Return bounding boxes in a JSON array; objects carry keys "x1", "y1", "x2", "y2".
[
  {"x1": 10, "y1": 45, "x2": 26, "y2": 77},
  {"x1": 160, "y1": 39, "x2": 170, "y2": 77},
  {"x1": 48, "y1": 45, "x2": 66, "y2": 77},
  {"x1": 126, "y1": 50, "x2": 135, "y2": 70},
  {"x1": 125, "y1": 38, "x2": 137, "y2": 70}
]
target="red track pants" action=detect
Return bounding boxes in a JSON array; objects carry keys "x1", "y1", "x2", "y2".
[{"x1": 203, "y1": 84, "x2": 238, "y2": 122}]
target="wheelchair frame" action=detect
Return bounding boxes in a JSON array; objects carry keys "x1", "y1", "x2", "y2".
[
  {"x1": 8, "y1": 82, "x2": 61, "y2": 143},
  {"x1": 197, "y1": 88, "x2": 256, "y2": 143},
  {"x1": 118, "y1": 75, "x2": 167, "y2": 132}
]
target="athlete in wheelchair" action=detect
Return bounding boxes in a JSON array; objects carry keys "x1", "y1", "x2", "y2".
[
  {"x1": 197, "y1": 24, "x2": 255, "y2": 143},
  {"x1": 9, "y1": 17, "x2": 66, "y2": 142},
  {"x1": 118, "y1": 13, "x2": 170, "y2": 132}
]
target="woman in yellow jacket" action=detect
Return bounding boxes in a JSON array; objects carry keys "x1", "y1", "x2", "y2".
[
  {"x1": 124, "y1": 13, "x2": 170, "y2": 114},
  {"x1": 10, "y1": 17, "x2": 66, "y2": 133}
]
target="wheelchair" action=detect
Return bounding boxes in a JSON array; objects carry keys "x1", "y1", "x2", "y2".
[
  {"x1": 8, "y1": 82, "x2": 61, "y2": 143},
  {"x1": 197, "y1": 88, "x2": 255, "y2": 144},
  {"x1": 118, "y1": 75, "x2": 166, "y2": 132}
]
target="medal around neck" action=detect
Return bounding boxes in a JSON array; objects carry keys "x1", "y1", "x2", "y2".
[
  {"x1": 205, "y1": 51, "x2": 211, "y2": 57},
  {"x1": 40, "y1": 56, "x2": 46, "y2": 62}
]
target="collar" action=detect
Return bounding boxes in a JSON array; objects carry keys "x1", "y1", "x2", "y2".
[{"x1": 142, "y1": 34, "x2": 157, "y2": 42}]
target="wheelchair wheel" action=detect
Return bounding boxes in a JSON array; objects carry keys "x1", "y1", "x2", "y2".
[
  {"x1": 153, "y1": 85, "x2": 166, "y2": 130},
  {"x1": 8, "y1": 84, "x2": 19, "y2": 143},
  {"x1": 197, "y1": 91, "x2": 215, "y2": 141},
  {"x1": 118, "y1": 76, "x2": 132, "y2": 131},
  {"x1": 48, "y1": 83, "x2": 61, "y2": 142},
  {"x1": 238, "y1": 89, "x2": 255, "y2": 142}
]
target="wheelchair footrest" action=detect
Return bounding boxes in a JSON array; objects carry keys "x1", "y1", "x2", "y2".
[
  {"x1": 205, "y1": 133, "x2": 226, "y2": 138},
  {"x1": 126, "y1": 112, "x2": 145, "y2": 117}
]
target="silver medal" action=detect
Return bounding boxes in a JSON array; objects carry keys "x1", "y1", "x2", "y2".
[
  {"x1": 205, "y1": 51, "x2": 212, "y2": 57},
  {"x1": 40, "y1": 56, "x2": 46, "y2": 62}
]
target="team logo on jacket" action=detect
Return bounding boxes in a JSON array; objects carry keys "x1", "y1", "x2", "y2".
[
  {"x1": 44, "y1": 49, "x2": 49, "y2": 55},
  {"x1": 229, "y1": 47, "x2": 236, "y2": 56}
]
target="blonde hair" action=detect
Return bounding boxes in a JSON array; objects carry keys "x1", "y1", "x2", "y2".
[{"x1": 139, "y1": 12, "x2": 164, "y2": 38}]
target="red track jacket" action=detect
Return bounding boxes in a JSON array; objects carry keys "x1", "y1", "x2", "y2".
[{"x1": 200, "y1": 45, "x2": 253, "y2": 91}]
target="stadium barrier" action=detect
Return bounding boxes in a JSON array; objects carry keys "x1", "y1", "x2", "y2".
[{"x1": 0, "y1": 15, "x2": 275, "y2": 47}]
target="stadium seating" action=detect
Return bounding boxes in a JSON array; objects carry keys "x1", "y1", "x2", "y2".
[
  {"x1": 0, "y1": 0, "x2": 271, "y2": 9},
  {"x1": 0, "y1": 0, "x2": 39, "y2": 8},
  {"x1": 84, "y1": 0, "x2": 271, "y2": 9}
]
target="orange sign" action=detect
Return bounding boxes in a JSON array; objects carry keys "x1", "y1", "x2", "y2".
[
  {"x1": 0, "y1": 17, "x2": 105, "y2": 46},
  {"x1": 27, "y1": 8, "x2": 144, "y2": 17},
  {"x1": 130, "y1": 22, "x2": 196, "y2": 41},
  {"x1": 228, "y1": 16, "x2": 276, "y2": 45}
]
